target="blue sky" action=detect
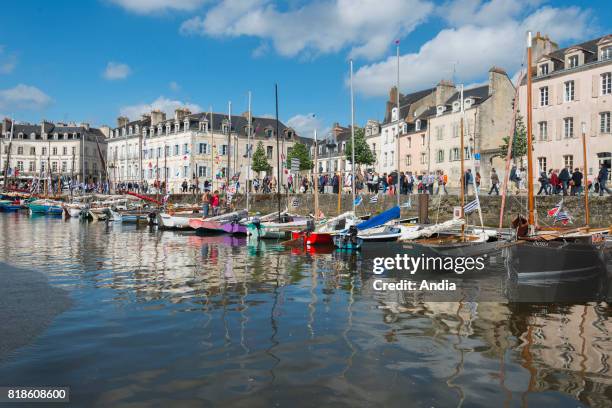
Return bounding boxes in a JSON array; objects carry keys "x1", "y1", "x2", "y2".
[{"x1": 0, "y1": 0, "x2": 610, "y2": 137}]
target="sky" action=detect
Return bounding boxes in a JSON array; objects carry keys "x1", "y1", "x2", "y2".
[{"x1": 0, "y1": 0, "x2": 610, "y2": 138}]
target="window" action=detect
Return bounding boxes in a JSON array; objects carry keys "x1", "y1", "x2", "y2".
[
  {"x1": 183, "y1": 166, "x2": 189, "y2": 177},
  {"x1": 165, "y1": 146, "x2": 170, "y2": 156},
  {"x1": 405, "y1": 155, "x2": 411, "y2": 166},
  {"x1": 63, "y1": 147, "x2": 67, "y2": 155},
  {"x1": 538, "y1": 121, "x2": 548, "y2": 141},
  {"x1": 266, "y1": 129, "x2": 273, "y2": 138},
  {"x1": 407, "y1": 138, "x2": 411, "y2": 148},
  {"x1": 221, "y1": 144, "x2": 228, "y2": 155},
  {"x1": 42, "y1": 147, "x2": 47, "y2": 155},
  {"x1": 30, "y1": 147, "x2": 35, "y2": 155},
  {"x1": 436, "y1": 150, "x2": 444, "y2": 163},
  {"x1": 539, "y1": 64, "x2": 549, "y2": 75},
  {"x1": 16, "y1": 161, "x2": 23, "y2": 171},
  {"x1": 568, "y1": 55, "x2": 579, "y2": 68},
  {"x1": 266, "y1": 146, "x2": 273, "y2": 160},
  {"x1": 602, "y1": 73, "x2": 611, "y2": 95},
  {"x1": 538, "y1": 157, "x2": 547, "y2": 173},
  {"x1": 383, "y1": 152, "x2": 387, "y2": 167},
  {"x1": 452, "y1": 123, "x2": 459, "y2": 138},
  {"x1": 17, "y1": 146, "x2": 23, "y2": 154},
  {"x1": 415, "y1": 120, "x2": 421, "y2": 131},
  {"x1": 174, "y1": 144, "x2": 179, "y2": 155},
  {"x1": 157, "y1": 147, "x2": 162, "y2": 158},
  {"x1": 41, "y1": 162, "x2": 45, "y2": 172},
  {"x1": 199, "y1": 143, "x2": 208, "y2": 154},
  {"x1": 51, "y1": 162, "x2": 57, "y2": 172},
  {"x1": 28, "y1": 162, "x2": 35, "y2": 172},
  {"x1": 563, "y1": 155, "x2": 573, "y2": 169},
  {"x1": 390, "y1": 151, "x2": 394, "y2": 166},
  {"x1": 540, "y1": 87, "x2": 549, "y2": 106},
  {"x1": 602, "y1": 46, "x2": 612, "y2": 60},
  {"x1": 564, "y1": 81, "x2": 574, "y2": 102},
  {"x1": 61, "y1": 162, "x2": 67, "y2": 172},
  {"x1": 183, "y1": 143, "x2": 188, "y2": 154},
  {"x1": 421, "y1": 135, "x2": 425, "y2": 146},
  {"x1": 464, "y1": 147, "x2": 472, "y2": 159},
  {"x1": 564, "y1": 117, "x2": 574, "y2": 138},
  {"x1": 450, "y1": 147, "x2": 460, "y2": 161},
  {"x1": 436, "y1": 126, "x2": 444, "y2": 140},
  {"x1": 72, "y1": 147, "x2": 76, "y2": 155},
  {"x1": 52, "y1": 147, "x2": 57, "y2": 155},
  {"x1": 601, "y1": 112, "x2": 611, "y2": 133},
  {"x1": 420, "y1": 152, "x2": 426, "y2": 165},
  {"x1": 198, "y1": 166, "x2": 207, "y2": 177}
]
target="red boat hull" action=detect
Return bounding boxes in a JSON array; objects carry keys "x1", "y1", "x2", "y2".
[
  {"x1": 188, "y1": 218, "x2": 225, "y2": 234},
  {"x1": 291, "y1": 231, "x2": 334, "y2": 246}
]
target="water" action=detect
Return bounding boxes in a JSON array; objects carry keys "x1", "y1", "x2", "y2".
[{"x1": 0, "y1": 212, "x2": 610, "y2": 407}]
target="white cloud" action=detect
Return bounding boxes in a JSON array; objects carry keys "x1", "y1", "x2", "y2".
[
  {"x1": 120, "y1": 96, "x2": 201, "y2": 120},
  {"x1": 353, "y1": 1, "x2": 592, "y2": 96},
  {"x1": 286, "y1": 113, "x2": 326, "y2": 138},
  {"x1": 0, "y1": 84, "x2": 52, "y2": 110},
  {"x1": 109, "y1": 0, "x2": 208, "y2": 14},
  {"x1": 0, "y1": 45, "x2": 17, "y2": 74},
  {"x1": 180, "y1": 0, "x2": 434, "y2": 60},
  {"x1": 103, "y1": 62, "x2": 131, "y2": 80},
  {"x1": 169, "y1": 81, "x2": 180, "y2": 91}
]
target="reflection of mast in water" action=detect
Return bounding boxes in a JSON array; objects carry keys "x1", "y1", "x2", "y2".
[
  {"x1": 341, "y1": 271, "x2": 357, "y2": 377},
  {"x1": 307, "y1": 256, "x2": 318, "y2": 338},
  {"x1": 577, "y1": 305, "x2": 588, "y2": 401},
  {"x1": 445, "y1": 300, "x2": 467, "y2": 408},
  {"x1": 240, "y1": 264, "x2": 250, "y2": 355},
  {"x1": 221, "y1": 256, "x2": 231, "y2": 347},
  {"x1": 266, "y1": 252, "x2": 281, "y2": 383},
  {"x1": 496, "y1": 320, "x2": 513, "y2": 408},
  {"x1": 519, "y1": 318, "x2": 536, "y2": 408}
]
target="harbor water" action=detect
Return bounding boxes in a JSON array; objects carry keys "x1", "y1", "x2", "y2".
[{"x1": 0, "y1": 212, "x2": 610, "y2": 407}]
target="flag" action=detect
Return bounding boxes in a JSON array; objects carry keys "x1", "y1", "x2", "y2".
[
  {"x1": 554, "y1": 210, "x2": 572, "y2": 225},
  {"x1": 354, "y1": 196, "x2": 363, "y2": 206},
  {"x1": 369, "y1": 195, "x2": 379, "y2": 204},
  {"x1": 547, "y1": 201, "x2": 562, "y2": 217},
  {"x1": 464, "y1": 199, "x2": 479, "y2": 214},
  {"x1": 291, "y1": 197, "x2": 300, "y2": 208}
]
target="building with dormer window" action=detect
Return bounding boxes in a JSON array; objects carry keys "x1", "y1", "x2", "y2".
[{"x1": 519, "y1": 33, "x2": 612, "y2": 186}]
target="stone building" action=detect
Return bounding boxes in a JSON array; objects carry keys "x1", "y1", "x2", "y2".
[
  {"x1": 518, "y1": 33, "x2": 612, "y2": 185},
  {"x1": 107, "y1": 108, "x2": 307, "y2": 193},
  {"x1": 0, "y1": 119, "x2": 108, "y2": 184},
  {"x1": 426, "y1": 67, "x2": 515, "y2": 188},
  {"x1": 314, "y1": 123, "x2": 359, "y2": 176}
]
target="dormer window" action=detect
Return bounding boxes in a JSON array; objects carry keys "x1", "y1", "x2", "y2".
[
  {"x1": 142, "y1": 127, "x2": 147, "y2": 137},
  {"x1": 157, "y1": 124, "x2": 163, "y2": 135},
  {"x1": 602, "y1": 46, "x2": 612, "y2": 61},
  {"x1": 415, "y1": 119, "x2": 421, "y2": 131},
  {"x1": 391, "y1": 107, "x2": 399, "y2": 121},
  {"x1": 184, "y1": 118, "x2": 190, "y2": 131},
  {"x1": 222, "y1": 122, "x2": 229, "y2": 134},
  {"x1": 128, "y1": 126, "x2": 133, "y2": 135},
  {"x1": 568, "y1": 55, "x2": 579, "y2": 68},
  {"x1": 452, "y1": 101, "x2": 460, "y2": 112},
  {"x1": 174, "y1": 122, "x2": 180, "y2": 133},
  {"x1": 199, "y1": 121, "x2": 208, "y2": 132},
  {"x1": 464, "y1": 98, "x2": 473, "y2": 109},
  {"x1": 366, "y1": 127, "x2": 371, "y2": 136},
  {"x1": 265, "y1": 128, "x2": 273, "y2": 138},
  {"x1": 436, "y1": 105, "x2": 446, "y2": 116},
  {"x1": 165, "y1": 124, "x2": 171, "y2": 134},
  {"x1": 63, "y1": 133, "x2": 68, "y2": 140},
  {"x1": 539, "y1": 63, "x2": 549, "y2": 76},
  {"x1": 135, "y1": 125, "x2": 139, "y2": 134},
  {"x1": 286, "y1": 130, "x2": 293, "y2": 139}
]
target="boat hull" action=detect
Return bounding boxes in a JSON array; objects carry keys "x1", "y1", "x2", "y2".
[
  {"x1": 221, "y1": 222, "x2": 248, "y2": 236},
  {"x1": 506, "y1": 239, "x2": 606, "y2": 283},
  {"x1": 0, "y1": 204, "x2": 21, "y2": 212},
  {"x1": 189, "y1": 219, "x2": 226, "y2": 235},
  {"x1": 28, "y1": 204, "x2": 63, "y2": 215},
  {"x1": 158, "y1": 213, "x2": 193, "y2": 230}
]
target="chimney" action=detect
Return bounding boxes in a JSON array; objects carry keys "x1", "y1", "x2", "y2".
[
  {"x1": 99, "y1": 125, "x2": 111, "y2": 138},
  {"x1": 435, "y1": 80, "x2": 455, "y2": 106},
  {"x1": 531, "y1": 32, "x2": 558, "y2": 67},
  {"x1": 79, "y1": 122, "x2": 90, "y2": 130},
  {"x1": 174, "y1": 107, "x2": 190, "y2": 122},
  {"x1": 488, "y1": 66, "x2": 508, "y2": 96},
  {"x1": 150, "y1": 110, "x2": 166, "y2": 126},
  {"x1": 117, "y1": 116, "x2": 129, "y2": 128}
]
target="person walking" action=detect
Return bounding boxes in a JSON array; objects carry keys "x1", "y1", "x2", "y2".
[
  {"x1": 489, "y1": 168, "x2": 500, "y2": 195},
  {"x1": 181, "y1": 179, "x2": 188, "y2": 193},
  {"x1": 464, "y1": 169, "x2": 472, "y2": 195},
  {"x1": 570, "y1": 168, "x2": 583, "y2": 196},
  {"x1": 211, "y1": 190, "x2": 220, "y2": 216},
  {"x1": 509, "y1": 165, "x2": 520, "y2": 194},
  {"x1": 559, "y1": 166, "x2": 571, "y2": 196},
  {"x1": 597, "y1": 163, "x2": 611, "y2": 196},
  {"x1": 537, "y1": 171, "x2": 549, "y2": 195},
  {"x1": 549, "y1": 169, "x2": 559, "y2": 194}
]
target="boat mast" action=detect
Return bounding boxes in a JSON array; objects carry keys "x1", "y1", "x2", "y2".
[
  {"x1": 581, "y1": 122, "x2": 589, "y2": 227},
  {"x1": 227, "y1": 101, "x2": 232, "y2": 191},
  {"x1": 396, "y1": 41, "x2": 401, "y2": 207},
  {"x1": 526, "y1": 31, "x2": 535, "y2": 231},
  {"x1": 209, "y1": 106, "x2": 214, "y2": 192},
  {"x1": 460, "y1": 85, "x2": 465, "y2": 240},
  {"x1": 3, "y1": 118, "x2": 13, "y2": 192},
  {"x1": 247, "y1": 91, "x2": 252, "y2": 214},
  {"x1": 314, "y1": 128, "x2": 319, "y2": 220},
  {"x1": 275, "y1": 84, "x2": 281, "y2": 220},
  {"x1": 350, "y1": 59, "x2": 356, "y2": 213}
]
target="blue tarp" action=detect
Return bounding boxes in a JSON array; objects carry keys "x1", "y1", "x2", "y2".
[{"x1": 356, "y1": 206, "x2": 400, "y2": 230}]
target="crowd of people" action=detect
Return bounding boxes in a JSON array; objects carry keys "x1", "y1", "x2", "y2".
[{"x1": 530, "y1": 163, "x2": 611, "y2": 196}]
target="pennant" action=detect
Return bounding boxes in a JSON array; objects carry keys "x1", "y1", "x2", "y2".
[{"x1": 354, "y1": 196, "x2": 363, "y2": 206}]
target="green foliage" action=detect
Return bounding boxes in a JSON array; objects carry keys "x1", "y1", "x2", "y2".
[
  {"x1": 345, "y1": 128, "x2": 375, "y2": 166},
  {"x1": 251, "y1": 141, "x2": 271, "y2": 173},
  {"x1": 499, "y1": 114, "x2": 528, "y2": 159},
  {"x1": 286, "y1": 142, "x2": 313, "y2": 170}
]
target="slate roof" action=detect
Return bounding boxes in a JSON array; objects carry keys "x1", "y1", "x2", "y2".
[
  {"x1": 6, "y1": 121, "x2": 106, "y2": 143},
  {"x1": 383, "y1": 87, "x2": 435, "y2": 124},
  {"x1": 444, "y1": 85, "x2": 490, "y2": 105}
]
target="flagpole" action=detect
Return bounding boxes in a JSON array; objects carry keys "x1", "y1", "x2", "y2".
[
  {"x1": 460, "y1": 85, "x2": 465, "y2": 241},
  {"x1": 314, "y1": 128, "x2": 319, "y2": 220},
  {"x1": 275, "y1": 83, "x2": 281, "y2": 221},
  {"x1": 350, "y1": 59, "x2": 356, "y2": 214},
  {"x1": 396, "y1": 40, "x2": 401, "y2": 207},
  {"x1": 227, "y1": 101, "x2": 231, "y2": 192},
  {"x1": 209, "y1": 106, "x2": 214, "y2": 193},
  {"x1": 3, "y1": 118, "x2": 13, "y2": 192},
  {"x1": 247, "y1": 91, "x2": 252, "y2": 214},
  {"x1": 581, "y1": 122, "x2": 589, "y2": 227}
]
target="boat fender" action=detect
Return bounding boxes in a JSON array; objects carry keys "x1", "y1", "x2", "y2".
[{"x1": 306, "y1": 219, "x2": 315, "y2": 233}]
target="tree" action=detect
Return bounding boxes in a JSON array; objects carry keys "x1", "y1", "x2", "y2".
[
  {"x1": 251, "y1": 141, "x2": 271, "y2": 173},
  {"x1": 286, "y1": 142, "x2": 313, "y2": 171},
  {"x1": 344, "y1": 128, "x2": 375, "y2": 167},
  {"x1": 499, "y1": 114, "x2": 527, "y2": 161}
]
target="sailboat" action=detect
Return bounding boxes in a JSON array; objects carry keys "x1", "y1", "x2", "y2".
[{"x1": 506, "y1": 31, "x2": 609, "y2": 282}]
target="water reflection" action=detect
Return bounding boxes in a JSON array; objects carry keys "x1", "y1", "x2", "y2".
[{"x1": 0, "y1": 212, "x2": 609, "y2": 407}]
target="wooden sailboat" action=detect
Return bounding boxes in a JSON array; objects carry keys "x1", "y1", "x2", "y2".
[{"x1": 506, "y1": 32, "x2": 609, "y2": 282}]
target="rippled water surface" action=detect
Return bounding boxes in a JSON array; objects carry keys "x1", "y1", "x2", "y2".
[{"x1": 0, "y1": 212, "x2": 610, "y2": 407}]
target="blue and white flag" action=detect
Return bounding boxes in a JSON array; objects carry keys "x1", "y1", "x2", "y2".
[
  {"x1": 354, "y1": 195, "x2": 363, "y2": 206},
  {"x1": 464, "y1": 199, "x2": 479, "y2": 214},
  {"x1": 369, "y1": 194, "x2": 379, "y2": 204}
]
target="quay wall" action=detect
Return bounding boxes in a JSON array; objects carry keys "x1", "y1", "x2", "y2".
[{"x1": 168, "y1": 193, "x2": 612, "y2": 228}]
